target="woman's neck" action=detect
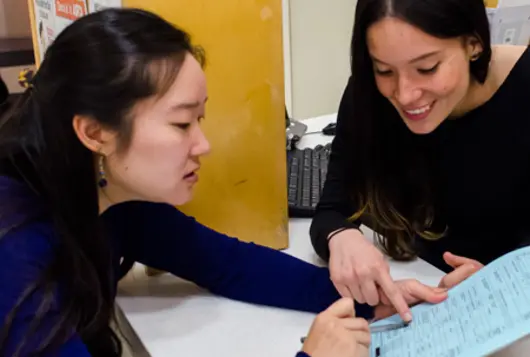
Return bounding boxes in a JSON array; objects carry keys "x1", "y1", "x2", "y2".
[
  {"x1": 97, "y1": 181, "x2": 143, "y2": 214},
  {"x1": 98, "y1": 188, "x2": 114, "y2": 214}
]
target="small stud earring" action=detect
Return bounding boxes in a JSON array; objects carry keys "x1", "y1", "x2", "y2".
[
  {"x1": 98, "y1": 154, "x2": 108, "y2": 188},
  {"x1": 471, "y1": 52, "x2": 481, "y2": 61}
]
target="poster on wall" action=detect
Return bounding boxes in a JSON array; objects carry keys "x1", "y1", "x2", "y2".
[
  {"x1": 53, "y1": 0, "x2": 89, "y2": 35},
  {"x1": 88, "y1": 0, "x2": 122, "y2": 13},
  {"x1": 33, "y1": 0, "x2": 57, "y2": 62}
]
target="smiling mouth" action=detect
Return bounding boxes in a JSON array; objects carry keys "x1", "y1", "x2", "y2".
[{"x1": 402, "y1": 101, "x2": 435, "y2": 121}]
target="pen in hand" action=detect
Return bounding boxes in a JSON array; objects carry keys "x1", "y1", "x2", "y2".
[{"x1": 299, "y1": 320, "x2": 410, "y2": 343}]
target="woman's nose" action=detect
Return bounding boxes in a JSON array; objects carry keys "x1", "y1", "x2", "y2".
[
  {"x1": 395, "y1": 77, "x2": 422, "y2": 107},
  {"x1": 191, "y1": 127, "x2": 211, "y2": 157}
]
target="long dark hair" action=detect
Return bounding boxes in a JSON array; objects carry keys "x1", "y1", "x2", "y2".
[
  {"x1": 0, "y1": 75, "x2": 7, "y2": 107},
  {"x1": 345, "y1": 0, "x2": 492, "y2": 260},
  {"x1": 0, "y1": 8, "x2": 202, "y2": 356}
]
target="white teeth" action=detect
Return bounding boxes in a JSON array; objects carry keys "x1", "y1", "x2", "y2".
[{"x1": 405, "y1": 104, "x2": 431, "y2": 115}]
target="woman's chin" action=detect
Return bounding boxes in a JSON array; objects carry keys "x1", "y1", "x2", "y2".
[
  {"x1": 168, "y1": 188, "x2": 194, "y2": 207},
  {"x1": 402, "y1": 116, "x2": 443, "y2": 135}
]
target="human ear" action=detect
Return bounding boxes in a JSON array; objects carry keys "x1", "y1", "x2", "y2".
[
  {"x1": 465, "y1": 35, "x2": 484, "y2": 61},
  {"x1": 72, "y1": 114, "x2": 117, "y2": 154}
]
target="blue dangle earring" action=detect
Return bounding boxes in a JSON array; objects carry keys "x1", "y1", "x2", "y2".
[{"x1": 98, "y1": 154, "x2": 108, "y2": 188}]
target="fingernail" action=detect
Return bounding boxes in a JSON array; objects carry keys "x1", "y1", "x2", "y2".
[
  {"x1": 435, "y1": 287, "x2": 448, "y2": 293},
  {"x1": 404, "y1": 312, "x2": 412, "y2": 322}
]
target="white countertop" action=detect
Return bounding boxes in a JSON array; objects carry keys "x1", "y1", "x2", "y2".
[{"x1": 115, "y1": 113, "x2": 530, "y2": 357}]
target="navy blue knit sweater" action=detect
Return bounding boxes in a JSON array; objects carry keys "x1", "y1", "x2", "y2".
[{"x1": 0, "y1": 177, "x2": 373, "y2": 356}]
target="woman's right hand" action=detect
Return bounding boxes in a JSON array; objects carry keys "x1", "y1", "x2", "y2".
[
  {"x1": 302, "y1": 297, "x2": 370, "y2": 357},
  {"x1": 328, "y1": 229, "x2": 412, "y2": 322}
]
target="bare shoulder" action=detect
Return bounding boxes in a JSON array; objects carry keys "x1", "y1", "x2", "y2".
[{"x1": 490, "y1": 45, "x2": 527, "y2": 81}]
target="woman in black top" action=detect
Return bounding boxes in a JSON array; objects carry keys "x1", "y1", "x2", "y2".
[{"x1": 310, "y1": 0, "x2": 530, "y2": 322}]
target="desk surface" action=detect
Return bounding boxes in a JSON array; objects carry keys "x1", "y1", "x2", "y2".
[{"x1": 116, "y1": 114, "x2": 530, "y2": 356}]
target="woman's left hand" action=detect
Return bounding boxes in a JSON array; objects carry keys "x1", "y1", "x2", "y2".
[
  {"x1": 372, "y1": 253, "x2": 484, "y2": 320},
  {"x1": 373, "y1": 279, "x2": 448, "y2": 320},
  {"x1": 438, "y1": 252, "x2": 484, "y2": 289}
]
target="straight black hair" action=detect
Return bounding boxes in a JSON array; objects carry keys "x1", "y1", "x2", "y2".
[
  {"x1": 0, "y1": 8, "x2": 202, "y2": 356},
  {"x1": 344, "y1": 0, "x2": 492, "y2": 260},
  {"x1": 0, "y1": 75, "x2": 8, "y2": 107}
]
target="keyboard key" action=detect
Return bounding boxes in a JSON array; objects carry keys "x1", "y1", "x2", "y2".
[{"x1": 287, "y1": 145, "x2": 329, "y2": 217}]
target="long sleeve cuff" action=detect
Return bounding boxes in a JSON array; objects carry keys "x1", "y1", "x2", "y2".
[{"x1": 310, "y1": 210, "x2": 361, "y2": 262}]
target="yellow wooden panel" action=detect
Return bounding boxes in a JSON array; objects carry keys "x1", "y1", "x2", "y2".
[
  {"x1": 484, "y1": 0, "x2": 499, "y2": 8},
  {"x1": 123, "y1": 0, "x2": 289, "y2": 249},
  {"x1": 26, "y1": 0, "x2": 41, "y2": 64}
]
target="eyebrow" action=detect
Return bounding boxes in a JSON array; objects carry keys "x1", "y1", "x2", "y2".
[
  {"x1": 171, "y1": 97, "x2": 208, "y2": 110},
  {"x1": 372, "y1": 51, "x2": 441, "y2": 65}
]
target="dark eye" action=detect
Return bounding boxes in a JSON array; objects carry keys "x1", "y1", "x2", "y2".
[
  {"x1": 173, "y1": 123, "x2": 190, "y2": 130},
  {"x1": 375, "y1": 68, "x2": 393, "y2": 76},
  {"x1": 418, "y1": 63, "x2": 440, "y2": 75}
]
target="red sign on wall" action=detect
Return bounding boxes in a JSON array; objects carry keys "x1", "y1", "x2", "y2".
[{"x1": 55, "y1": 0, "x2": 88, "y2": 21}]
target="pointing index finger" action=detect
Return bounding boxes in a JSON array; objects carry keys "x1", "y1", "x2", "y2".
[{"x1": 377, "y1": 272, "x2": 412, "y2": 323}]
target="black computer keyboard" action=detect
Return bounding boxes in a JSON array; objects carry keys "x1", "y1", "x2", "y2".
[{"x1": 287, "y1": 143, "x2": 331, "y2": 217}]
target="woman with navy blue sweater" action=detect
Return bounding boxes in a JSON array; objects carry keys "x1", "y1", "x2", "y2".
[{"x1": 0, "y1": 9, "x2": 448, "y2": 357}]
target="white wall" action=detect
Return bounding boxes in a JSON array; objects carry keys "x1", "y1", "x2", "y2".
[
  {"x1": 284, "y1": 0, "x2": 357, "y2": 120},
  {"x1": 282, "y1": 0, "x2": 293, "y2": 118},
  {"x1": 498, "y1": 0, "x2": 530, "y2": 6}
]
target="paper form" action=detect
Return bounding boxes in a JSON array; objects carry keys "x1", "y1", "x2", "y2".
[{"x1": 370, "y1": 246, "x2": 530, "y2": 357}]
